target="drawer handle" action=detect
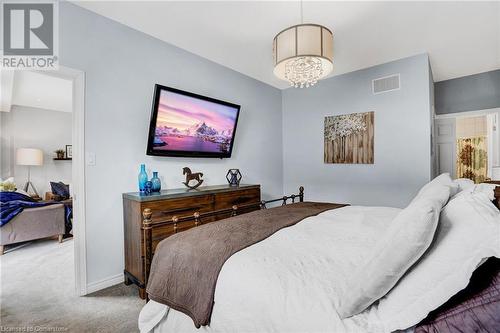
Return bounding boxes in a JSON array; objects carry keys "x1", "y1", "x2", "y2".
[
  {"x1": 232, "y1": 197, "x2": 253, "y2": 205},
  {"x1": 160, "y1": 206, "x2": 203, "y2": 215}
]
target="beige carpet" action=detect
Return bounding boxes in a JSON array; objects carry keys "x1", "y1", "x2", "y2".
[{"x1": 0, "y1": 238, "x2": 144, "y2": 332}]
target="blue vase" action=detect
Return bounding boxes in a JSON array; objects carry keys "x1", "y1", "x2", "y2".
[
  {"x1": 151, "y1": 171, "x2": 161, "y2": 192},
  {"x1": 138, "y1": 164, "x2": 148, "y2": 192},
  {"x1": 144, "y1": 181, "x2": 153, "y2": 195}
]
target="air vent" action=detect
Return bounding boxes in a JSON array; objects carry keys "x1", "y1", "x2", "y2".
[{"x1": 372, "y1": 74, "x2": 400, "y2": 94}]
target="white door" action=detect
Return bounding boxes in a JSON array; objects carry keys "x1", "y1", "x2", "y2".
[{"x1": 435, "y1": 118, "x2": 456, "y2": 178}]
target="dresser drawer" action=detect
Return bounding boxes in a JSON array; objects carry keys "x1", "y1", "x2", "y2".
[
  {"x1": 146, "y1": 219, "x2": 196, "y2": 253},
  {"x1": 213, "y1": 188, "x2": 260, "y2": 219},
  {"x1": 147, "y1": 217, "x2": 221, "y2": 254},
  {"x1": 143, "y1": 194, "x2": 214, "y2": 223},
  {"x1": 214, "y1": 188, "x2": 260, "y2": 210}
]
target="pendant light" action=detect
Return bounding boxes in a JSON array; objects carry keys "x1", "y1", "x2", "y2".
[{"x1": 272, "y1": 0, "x2": 334, "y2": 88}]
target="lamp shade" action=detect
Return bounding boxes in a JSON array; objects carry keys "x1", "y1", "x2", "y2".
[
  {"x1": 491, "y1": 166, "x2": 500, "y2": 180},
  {"x1": 16, "y1": 148, "x2": 43, "y2": 166},
  {"x1": 273, "y1": 24, "x2": 333, "y2": 88}
]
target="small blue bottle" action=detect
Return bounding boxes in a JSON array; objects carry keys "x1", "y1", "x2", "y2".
[
  {"x1": 138, "y1": 164, "x2": 148, "y2": 192},
  {"x1": 151, "y1": 171, "x2": 161, "y2": 192},
  {"x1": 144, "y1": 181, "x2": 153, "y2": 195}
]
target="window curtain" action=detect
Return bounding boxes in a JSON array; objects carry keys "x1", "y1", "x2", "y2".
[{"x1": 456, "y1": 136, "x2": 488, "y2": 183}]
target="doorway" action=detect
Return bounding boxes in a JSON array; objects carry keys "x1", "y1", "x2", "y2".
[
  {"x1": 0, "y1": 66, "x2": 86, "y2": 296},
  {"x1": 44, "y1": 66, "x2": 87, "y2": 296},
  {"x1": 435, "y1": 109, "x2": 499, "y2": 182}
]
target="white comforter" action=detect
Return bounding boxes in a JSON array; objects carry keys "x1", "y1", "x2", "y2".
[
  {"x1": 139, "y1": 206, "x2": 402, "y2": 332},
  {"x1": 138, "y1": 203, "x2": 500, "y2": 333}
]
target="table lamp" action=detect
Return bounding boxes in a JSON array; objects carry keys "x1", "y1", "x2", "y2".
[{"x1": 16, "y1": 148, "x2": 43, "y2": 197}]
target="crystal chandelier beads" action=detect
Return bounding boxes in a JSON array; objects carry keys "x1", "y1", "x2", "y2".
[{"x1": 284, "y1": 56, "x2": 324, "y2": 88}]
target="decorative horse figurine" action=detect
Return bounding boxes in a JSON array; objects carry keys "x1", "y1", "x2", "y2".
[{"x1": 182, "y1": 167, "x2": 204, "y2": 189}]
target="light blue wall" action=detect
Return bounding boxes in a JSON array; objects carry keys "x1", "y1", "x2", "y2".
[
  {"x1": 435, "y1": 69, "x2": 500, "y2": 114},
  {"x1": 59, "y1": 2, "x2": 435, "y2": 288},
  {"x1": 282, "y1": 54, "x2": 432, "y2": 208},
  {"x1": 60, "y1": 3, "x2": 283, "y2": 286},
  {"x1": 0, "y1": 107, "x2": 72, "y2": 195}
]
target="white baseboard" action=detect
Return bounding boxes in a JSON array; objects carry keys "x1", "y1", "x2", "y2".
[{"x1": 86, "y1": 273, "x2": 124, "y2": 294}]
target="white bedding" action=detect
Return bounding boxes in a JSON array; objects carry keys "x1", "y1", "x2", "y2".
[
  {"x1": 139, "y1": 202, "x2": 500, "y2": 333},
  {"x1": 140, "y1": 206, "x2": 400, "y2": 332}
]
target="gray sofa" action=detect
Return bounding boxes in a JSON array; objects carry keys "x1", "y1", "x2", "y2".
[{"x1": 0, "y1": 204, "x2": 66, "y2": 255}]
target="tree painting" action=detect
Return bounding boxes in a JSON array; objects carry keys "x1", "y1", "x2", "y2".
[{"x1": 324, "y1": 112, "x2": 374, "y2": 164}]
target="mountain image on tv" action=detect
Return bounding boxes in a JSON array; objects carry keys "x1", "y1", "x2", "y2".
[{"x1": 152, "y1": 90, "x2": 238, "y2": 154}]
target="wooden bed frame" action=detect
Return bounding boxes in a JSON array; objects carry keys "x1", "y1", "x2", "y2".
[{"x1": 141, "y1": 186, "x2": 305, "y2": 295}]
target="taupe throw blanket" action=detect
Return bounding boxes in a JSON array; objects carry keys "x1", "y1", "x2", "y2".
[{"x1": 146, "y1": 202, "x2": 343, "y2": 327}]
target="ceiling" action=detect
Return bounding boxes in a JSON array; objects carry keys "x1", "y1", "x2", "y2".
[
  {"x1": 1, "y1": 71, "x2": 72, "y2": 113},
  {"x1": 74, "y1": 1, "x2": 500, "y2": 89}
]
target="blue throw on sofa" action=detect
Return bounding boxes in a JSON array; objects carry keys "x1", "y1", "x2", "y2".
[{"x1": 0, "y1": 192, "x2": 72, "y2": 231}]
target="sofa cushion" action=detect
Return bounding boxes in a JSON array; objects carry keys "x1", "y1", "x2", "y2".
[{"x1": 50, "y1": 182, "x2": 70, "y2": 200}]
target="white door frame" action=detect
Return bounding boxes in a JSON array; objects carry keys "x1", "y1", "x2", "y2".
[
  {"x1": 435, "y1": 107, "x2": 500, "y2": 179},
  {"x1": 39, "y1": 66, "x2": 87, "y2": 296}
]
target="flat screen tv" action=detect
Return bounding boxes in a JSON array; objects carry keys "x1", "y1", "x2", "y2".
[{"x1": 146, "y1": 84, "x2": 241, "y2": 158}]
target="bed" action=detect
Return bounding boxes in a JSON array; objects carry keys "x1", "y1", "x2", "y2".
[
  {"x1": 0, "y1": 191, "x2": 68, "y2": 255},
  {"x1": 138, "y1": 176, "x2": 500, "y2": 333}
]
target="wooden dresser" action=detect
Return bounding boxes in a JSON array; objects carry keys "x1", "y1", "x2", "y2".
[{"x1": 122, "y1": 184, "x2": 261, "y2": 298}]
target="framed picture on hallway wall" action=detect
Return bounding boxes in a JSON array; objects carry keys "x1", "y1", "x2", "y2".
[
  {"x1": 66, "y1": 145, "x2": 73, "y2": 158},
  {"x1": 324, "y1": 111, "x2": 374, "y2": 164}
]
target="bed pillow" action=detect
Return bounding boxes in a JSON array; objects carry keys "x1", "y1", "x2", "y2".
[
  {"x1": 371, "y1": 190, "x2": 500, "y2": 332},
  {"x1": 474, "y1": 183, "x2": 497, "y2": 201},
  {"x1": 335, "y1": 185, "x2": 451, "y2": 318},
  {"x1": 50, "y1": 181, "x2": 70, "y2": 200},
  {"x1": 416, "y1": 173, "x2": 458, "y2": 199},
  {"x1": 455, "y1": 183, "x2": 497, "y2": 201},
  {"x1": 0, "y1": 177, "x2": 16, "y2": 191},
  {"x1": 453, "y1": 178, "x2": 475, "y2": 192}
]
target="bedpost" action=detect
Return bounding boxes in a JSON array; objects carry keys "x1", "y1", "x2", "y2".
[
  {"x1": 260, "y1": 200, "x2": 267, "y2": 209},
  {"x1": 299, "y1": 186, "x2": 304, "y2": 202},
  {"x1": 142, "y1": 208, "x2": 153, "y2": 301}
]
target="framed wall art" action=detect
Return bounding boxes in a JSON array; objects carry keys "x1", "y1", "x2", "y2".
[{"x1": 324, "y1": 111, "x2": 374, "y2": 164}]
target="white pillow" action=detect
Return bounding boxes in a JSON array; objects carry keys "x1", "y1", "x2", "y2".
[
  {"x1": 453, "y1": 178, "x2": 475, "y2": 192},
  {"x1": 0, "y1": 177, "x2": 14, "y2": 183},
  {"x1": 16, "y1": 188, "x2": 29, "y2": 196},
  {"x1": 0, "y1": 177, "x2": 16, "y2": 191},
  {"x1": 474, "y1": 183, "x2": 498, "y2": 201},
  {"x1": 335, "y1": 185, "x2": 450, "y2": 318},
  {"x1": 416, "y1": 173, "x2": 459, "y2": 199},
  {"x1": 371, "y1": 190, "x2": 500, "y2": 332},
  {"x1": 0, "y1": 177, "x2": 30, "y2": 195}
]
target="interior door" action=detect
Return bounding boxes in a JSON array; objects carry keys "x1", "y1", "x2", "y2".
[{"x1": 435, "y1": 118, "x2": 456, "y2": 178}]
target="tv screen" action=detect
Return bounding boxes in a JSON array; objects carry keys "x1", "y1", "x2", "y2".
[{"x1": 146, "y1": 85, "x2": 241, "y2": 158}]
